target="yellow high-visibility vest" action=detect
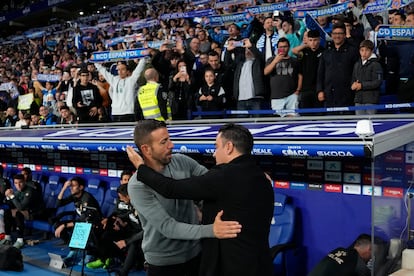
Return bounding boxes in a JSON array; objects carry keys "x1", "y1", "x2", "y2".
[{"x1": 138, "y1": 82, "x2": 165, "y2": 121}]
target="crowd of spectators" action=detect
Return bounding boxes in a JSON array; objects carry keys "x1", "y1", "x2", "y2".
[{"x1": 1, "y1": 0, "x2": 414, "y2": 127}]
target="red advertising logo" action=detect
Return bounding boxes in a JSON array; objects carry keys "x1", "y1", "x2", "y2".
[
  {"x1": 383, "y1": 187, "x2": 403, "y2": 198},
  {"x1": 363, "y1": 174, "x2": 381, "y2": 185},
  {"x1": 99, "y1": 169, "x2": 108, "y2": 176},
  {"x1": 76, "y1": 167, "x2": 84, "y2": 174},
  {"x1": 384, "y1": 151, "x2": 404, "y2": 163},
  {"x1": 17, "y1": 164, "x2": 24, "y2": 170},
  {"x1": 35, "y1": 165, "x2": 42, "y2": 171},
  {"x1": 274, "y1": 181, "x2": 289, "y2": 189},
  {"x1": 54, "y1": 166, "x2": 61, "y2": 173},
  {"x1": 343, "y1": 163, "x2": 361, "y2": 172},
  {"x1": 324, "y1": 184, "x2": 342, "y2": 193}
]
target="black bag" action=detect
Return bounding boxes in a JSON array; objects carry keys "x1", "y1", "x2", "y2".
[{"x1": 0, "y1": 245, "x2": 24, "y2": 271}]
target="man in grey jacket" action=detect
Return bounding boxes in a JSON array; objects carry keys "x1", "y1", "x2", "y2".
[{"x1": 128, "y1": 119, "x2": 241, "y2": 276}]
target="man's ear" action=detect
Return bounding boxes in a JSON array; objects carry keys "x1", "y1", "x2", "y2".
[
  {"x1": 225, "y1": 141, "x2": 234, "y2": 155},
  {"x1": 140, "y1": 144, "x2": 150, "y2": 155}
]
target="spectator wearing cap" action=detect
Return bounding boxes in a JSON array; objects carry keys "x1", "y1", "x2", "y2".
[
  {"x1": 292, "y1": 30, "x2": 325, "y2": 114},
  {"x1": 72, "y1": 68, "x2": 103, "y2": 123},
  {"x1": 351, "y1": 39, "x2": 383, "y2": 115}
]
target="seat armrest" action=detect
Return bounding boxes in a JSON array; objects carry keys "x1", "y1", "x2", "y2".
[{"x1": 270, "y1": 242, "x2": 296, "y2": 260}]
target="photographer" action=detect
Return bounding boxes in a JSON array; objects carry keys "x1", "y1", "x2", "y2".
[{"x1": 53, "y1": 177, "x2": 102, "y2": 264}]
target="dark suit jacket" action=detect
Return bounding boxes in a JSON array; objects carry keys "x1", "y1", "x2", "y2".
[{"x1": 137, "y1": 154, "x2": 274, "y2": 276}]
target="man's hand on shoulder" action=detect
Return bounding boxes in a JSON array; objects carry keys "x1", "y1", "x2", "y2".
[{"x1": 213, "y1": 210, "x2": 242, "y2": 239}]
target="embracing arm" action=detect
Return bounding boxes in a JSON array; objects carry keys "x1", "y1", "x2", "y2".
[
  {"x1": 127, "y1": 146, "x2": 218, "y2": 200},
  {"x1": 128, "y1": 179, "x2": 240, "y2": 239}
]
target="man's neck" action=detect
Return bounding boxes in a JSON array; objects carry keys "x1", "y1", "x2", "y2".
[{"x1": 144, "y1": 158, "x2": 165, "y2": 172}]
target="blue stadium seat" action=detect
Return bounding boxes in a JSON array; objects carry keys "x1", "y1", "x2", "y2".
[
  {"x1": 85, "y1": 178, "x2": 105, "y2": 207},
  {"x1": 43, "y1": 175, "x2": 64, "y2": 209},
  {"x1": 101, "y1": 180, "x2": 119, "y2": 217},
  {"x1": 269, "y1": 192, "x2": 297, "y2": 276}
]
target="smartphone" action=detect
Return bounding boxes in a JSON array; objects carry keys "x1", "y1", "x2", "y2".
[
  {"x1": 233, "y1": 41, "x2": 244, "y2": 47},
  {"x1": 277, "y1": 48, "x2": 283, "y2": 55},
  {"x1": 180, "y1": 66, "x2": 187, "y2": 73}
]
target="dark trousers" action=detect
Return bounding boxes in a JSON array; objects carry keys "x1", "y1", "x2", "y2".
[
  {"x1": 4, "y1": 209, "x2": 26, "y2": 238},
  {"x1": 112, "y1": 114, "x2": 135, "y2": 122},
  {"x1": 147, "y1": 254, "x2": 201, "y2": 276}
]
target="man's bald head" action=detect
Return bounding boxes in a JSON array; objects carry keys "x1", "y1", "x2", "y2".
[{"x1": 144, "y1": 68, "x2": 159, "y2": 82}]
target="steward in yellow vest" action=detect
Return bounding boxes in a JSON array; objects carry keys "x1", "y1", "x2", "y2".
[{"x1": 137, "y1": 68, "x2": 171, "y2": 121}]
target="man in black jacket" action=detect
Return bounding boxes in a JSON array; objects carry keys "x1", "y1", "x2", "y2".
[
  {"x1": 1, "y1": 174, "x2": 45, "y2": 248},
  {"x1": 127, "y1": 123, "x2": 274, "y2": 276},
  {"x1": 317, "y1": 23, "x2": 359, "y2": 112},
  {"x1": 308, "y1": 234, "x2": 372, "y2": 276}
]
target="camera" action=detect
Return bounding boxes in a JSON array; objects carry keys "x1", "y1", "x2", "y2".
[{"x1": 80, "y1": 205, "x2": 100, "y2": 224}]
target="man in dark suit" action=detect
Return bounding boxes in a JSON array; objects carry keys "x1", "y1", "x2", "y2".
[{"x1": 127, "y1": 123, "x2": 274, "y2": 276}]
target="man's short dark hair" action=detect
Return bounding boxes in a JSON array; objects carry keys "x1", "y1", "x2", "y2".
[
  {"x1": 332, "y1": 22, "x2": 346, "y2": 33},
  {"x1": 218, "y1": 123, "x2": 253, "y2": 155},
  {"x1": 117, "y1": 184, "x2": 128, "y2": 196},
  {"x1": 121, "y1": 170, "x2": 133, "y2": 179},
  {"x1": 59, "y1": 105, "x2": 70, "y2": 111},
  {"x1": 359, "y1": 40, "x2": 374, "y2": 50},
  {"x1": 353, "y1": 234, "x2": 371, "y2": 247},
  {"x1": 22, "y1": 167, "x2": 32, "y2": 181},
  {"x1": 277, "y1": 37, "x2": 290, "y2": 48},
  {"x1": 71, "y1": 176, "x2": 85, "y2": 187},
  {"x1": 308, "y1": 30, "x2": 320, "y2": 38},
  {"x1": 134, "y1": 119, "x2": 167, "y2": 148},
  {"x1": 208, "y1": 51, "x2": 220, "y2": 58},
  {"x1": 13, "y1": 174, "x2": 25, "y2": 181}
]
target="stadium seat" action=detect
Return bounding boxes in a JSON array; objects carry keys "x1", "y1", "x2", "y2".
[
  {"x1": 269, "y1": 191, "x2": 297, "y2": 276},
  {"x1": 101, "y1": 180, "x2": 119, "y2": 217},
  {"x1": 85, "y1": 178, "x2": 105, "y2": 207},
  {"x1": 43, "y1": 175, "x2": 64, "y2": 209}
]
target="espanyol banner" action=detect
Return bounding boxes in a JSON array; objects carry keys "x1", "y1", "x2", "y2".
[
  {"x1": 246, "y1": 0, "x2": 323, "y2": 15},
  {"x1": 37, "y1": 74, "x2": 61, "y2": 82},
  {"x1": 105, "y1": 34, "x2": 144, "y2": 47},
  {"x1": 25, "y1": 30, "x2": 46, "y2": 39},
  {"x1": 90, "y1": 48, "x2": 150, "y2": 63},
  {"x1": 388, "y1": 0, "x2": 414, "y2": 9},
  {"x1": 377, "y1": 25, "x2": 414, "y2": 40},
  {"x1": 147, "y1": 41, "x2": 165, "y2": 49},
  {"x1": 202, "y1": 11, "x2": 254, "y2": 27},
  {"x1": 294, "y1": 2, "x2": 350, "y2": 18},
  {"x1": 160, "y1": 9, "x2": 216, "y2": 20},
  {"x1": 193, "y1": 0, "x2": 210, "y2": 5},
  {"x1": 363, "y1": 0, "x2": 387, "y2": 14},
  {"x1": 363, "y1": 0, "x2": 414, "y2": 14},
  {"x1": 123, "y1": 18, "x2": 159, "y2": 31},
  {"x1": 215, "y1": 0, "x2": 253, "y2": 9}
]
